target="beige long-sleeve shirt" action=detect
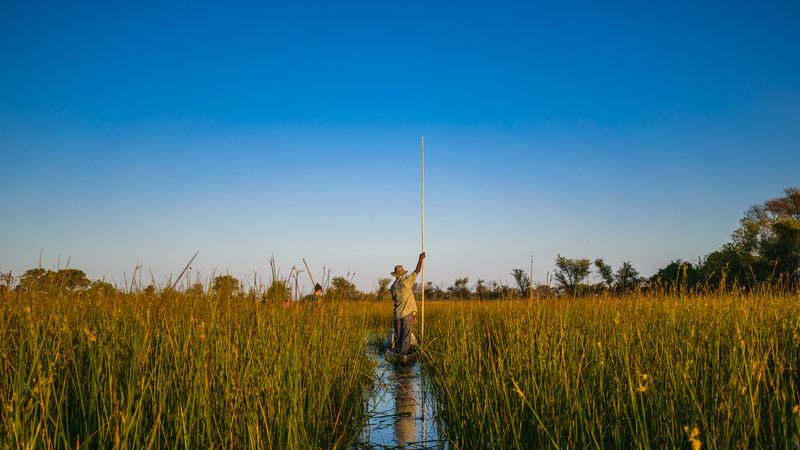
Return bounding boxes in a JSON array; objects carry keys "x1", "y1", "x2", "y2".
[{"x1": 390, "y1": 272, "x2": 417, "y2": 319}]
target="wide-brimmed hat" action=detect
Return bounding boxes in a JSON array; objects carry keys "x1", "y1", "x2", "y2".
[{"x1": 391, "y1": 265, "x2": 407, "y2": 277}]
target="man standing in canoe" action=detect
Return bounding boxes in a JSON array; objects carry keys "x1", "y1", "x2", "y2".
[{"x1": 390, "y1": 252, "x2": 425, "y2": 354}]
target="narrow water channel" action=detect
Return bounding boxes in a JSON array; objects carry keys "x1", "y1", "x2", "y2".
[{"x1": 359, "y1": 350, "x2": 445, "y2": 449}]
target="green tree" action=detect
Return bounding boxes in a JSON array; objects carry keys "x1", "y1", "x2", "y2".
[
  {"x1": 733, "y1": 187, "x2": 800, "y2": 250},
  {"x1": 213, "y1": 275, "x2": 240, "y2": 298},
  {"x1": 19, "y1": 268, "x2": 89, "y2": 292},
  {"x1": 424, "y1": 282, "x2": 446, "y2": 300},
  {"x1": 760, "y1": 219, "x2": 800, "y2": 283},
  {"x1": 594, "y1": 258, "x2": 614, "y2": 289},
  {"x1": 57, "y1": 269, "x2": 91, "y2": 291},
  {"x1": 729, "y1": 187, "x2": 800, "y2": 284},
  {"x1": 614, "y1": 261, "x2": 641, "y2": 293},
  {"x1": 1, "y1": 271, "x2": 14, "y2": 290},
  {"x1": 265, "y1": 280, "x2": 290, "y2": 302},
  {"x1": 511, "y1": 268, "x2": 531, "y2": 297},
  {"x1": 651, "y1": 260, "x2": 703, "y2": 291},
  {"x1": 376, "y1": 278, "x2": 391, "y2": 301},
  {"x1": 447, "y1": 277, "x2": 470, "y2": 299},
  {"x1": 490, "y1": 281, "x2": 512, "y2": 299},
  {"x1": 475, "y1": 279, "x2": 490, "y2": 300},
  {"x1": 702, "y1": 244, "x2": 756, "y2": 289},
  {"x1": 554, "y1": 255, "x2": 591, "y2": 296},
  {"x1": 19, "y1": 268, "x2": 46, "y2": 291},
  {"x1": 329, "y1": 277, "x2": 359, "y2": 300},
  {"x1": 89, "y1": 280, "x2": 116, "y2": 296},
  {"x1": 649, "y1": 188, "x2": 800, "y2": 292}
]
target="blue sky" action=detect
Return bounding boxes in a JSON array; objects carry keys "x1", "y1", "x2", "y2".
[{"x1": 1, "y1": 0, "x2": 799, "y2": 291}]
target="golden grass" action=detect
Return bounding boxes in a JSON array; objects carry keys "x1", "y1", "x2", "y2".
[
  {"x1": 422, "y1": 294, "x2": 800, "y2": 448},
  {"x1": 3, "y1": 289, "x2": 800, "y2": 448},
  {"x1": 0, "y1": 290, "x2": 379, "y2": 449}
]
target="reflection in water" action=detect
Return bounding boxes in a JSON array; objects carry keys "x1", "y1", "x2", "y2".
[
  {"x1": 394, "y1": 367, "x2": 418, "y2": 445},
  {"x1": 360, "y1": 351, "x2": 443, "y2": 449}
]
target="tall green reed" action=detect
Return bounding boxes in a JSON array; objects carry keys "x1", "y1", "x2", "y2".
[
  {"x1": 422, "y1": 293, "x2": 800, "y2": 448},
  {"x1": 0, "y1": 289, "x2": 375, "y2": 449}
]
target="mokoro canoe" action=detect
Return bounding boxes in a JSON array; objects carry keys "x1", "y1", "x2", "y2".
[{"x1": 384, "y1": 349, "x2": 419, "y2": 366}]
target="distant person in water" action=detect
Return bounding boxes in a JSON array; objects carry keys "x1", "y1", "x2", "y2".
[
  {"x1": 390, "y1": 252, "x2": 425, "y2": 354},
  {"x1": 304, "y1": 283, "x2": 323, "y2": 302}
]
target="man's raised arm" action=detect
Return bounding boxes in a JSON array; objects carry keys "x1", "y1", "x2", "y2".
[{"x1": 413, "y1": 252, "x2": 426, "y2": 274}]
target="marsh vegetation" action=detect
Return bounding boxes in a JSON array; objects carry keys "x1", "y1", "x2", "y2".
[{"x1": 2, "y1": 288, "x2": 799, "y2": 448}]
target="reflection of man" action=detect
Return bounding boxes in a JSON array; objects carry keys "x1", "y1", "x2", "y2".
[
  {"x1": 390, "y1": 252, "x2": 425, "y2": 354},
  {"x1": 394, "y1": 368, "x2": 418, "y2": 446}
]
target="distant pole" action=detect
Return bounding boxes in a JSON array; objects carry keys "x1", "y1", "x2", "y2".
[
  {"x1": 302, "y1": 258, "x2": 317, "y2": 288},
  {"x1": 530, "y1": 255, "x2": 534, "y2": 301},
  {"x1": 420, "y1": 136, "x2": 425, "y2": 342},
  {"x1": 173, "y1": 251, "x2": 199, "y2": 289}
]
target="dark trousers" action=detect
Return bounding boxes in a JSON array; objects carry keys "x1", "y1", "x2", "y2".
[{"x1": 393, "y1": 314, "x2": 414, "y2": 354}]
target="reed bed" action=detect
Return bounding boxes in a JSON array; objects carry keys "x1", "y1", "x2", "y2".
[
  {"x1": 4, "y1": 288, "x2": 800, "y2": 449},
  {"x1": 0, "y1": 290, "x2": 376, "y2": 449},
  {"x1": 422, "y1": 294, "x2": 800, "y2": 449}
]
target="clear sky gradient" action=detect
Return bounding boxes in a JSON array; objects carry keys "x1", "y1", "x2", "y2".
[{"x1": 2, "y1": 0, "x2": 799, "y2": 291}]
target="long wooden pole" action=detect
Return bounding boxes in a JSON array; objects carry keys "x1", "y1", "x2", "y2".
[
  {"x1": 302, "y1": 258, "x2": 317, "y2": 288},
  {"x1": 420, "y1": 135, "x2": 428, "y2": 449},
  {"x1": 420, "y1": 136, "x2": 425, "y2": 341},
  {"x1": 173, "y1": 251, "x2": 199, "y2": 289},
  {"x1": 530, "y1": 255, "x2": 534, "y2": 301}
]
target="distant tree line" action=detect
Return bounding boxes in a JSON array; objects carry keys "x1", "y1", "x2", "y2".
[
  {"x1": 528, "y1": 187, "x2": 800, "y2": 296},
  {"x1": 653, "y1": 187, "x2": 799, "y2": 291},
  {"x1": 0, "y1": 266, "x2": 367, "y2": 303},
  {"x1": 408, "y1": 187, "x2": 799, "y2": 298},
  {"x1": 2, "y1": 188, "x2": 797, "y2": 300}
]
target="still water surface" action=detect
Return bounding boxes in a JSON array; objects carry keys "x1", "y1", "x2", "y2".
[{"x1": 358, "y1": 351, "x2": 445, "y2": 449}]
